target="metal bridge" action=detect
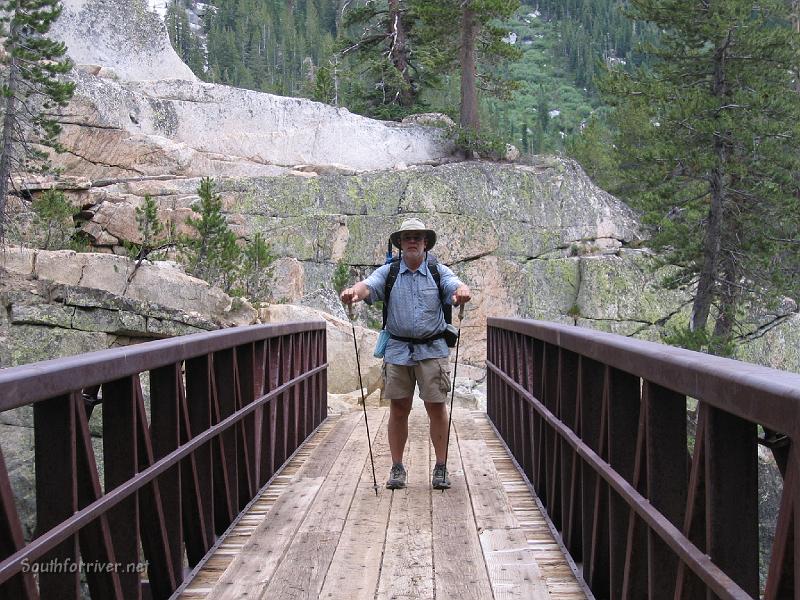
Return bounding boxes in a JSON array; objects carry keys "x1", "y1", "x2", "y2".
[{"x1": 0, "y1": 318, "x2": 798, "y2": 599}]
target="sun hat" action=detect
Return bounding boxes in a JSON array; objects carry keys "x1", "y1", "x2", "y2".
[{"x1": 389, "y1": 218, "x2": 437, "y2": 250}]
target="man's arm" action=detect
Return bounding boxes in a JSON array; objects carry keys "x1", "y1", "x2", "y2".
[
  {"x1": 341, "y1": 263, "x2": 389, "y2": 305},
  {"x1": 438, "y1": 264, "x2": 471, "y2": 306},
  {"x1": 341, "y1": 282, "x2": 371, "y2": 305}
]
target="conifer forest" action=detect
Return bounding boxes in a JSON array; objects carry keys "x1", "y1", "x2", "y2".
[{"x1": 166, "y1": 0, "x2": 800, "y2": 358}]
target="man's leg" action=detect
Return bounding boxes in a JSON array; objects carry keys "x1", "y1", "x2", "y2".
[
  {"x1": 388, "y1": 397, "x2": 413, "y2": 465},
  {"x1": 424, "y1": 401, "x2": 449, "y2": 465},
  {"x1": 417, "y1": 358, "x2": 452, "y2": 489}
]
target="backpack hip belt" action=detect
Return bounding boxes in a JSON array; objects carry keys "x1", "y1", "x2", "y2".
[{"x1": 388, "y1": 331, "x2": 446, "y2": 345}]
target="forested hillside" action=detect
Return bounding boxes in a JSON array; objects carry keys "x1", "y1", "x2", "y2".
[
  {"x1": 163, "y1": 0, "x2": 649, "y2": 154},
  {"x1": 160, "y1": 0, "x2": 800, "y2": 361}
]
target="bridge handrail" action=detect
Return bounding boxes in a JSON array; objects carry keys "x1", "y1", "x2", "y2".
[
  {"x1": 491, "y1": 318, "x2": 800, "y2": 435},
  {"x1": 487, "y1": 318, "x2": 798, "y2": 600},
  {"x1": 0, "y1": 321, "x2": 324, "y2": 412},
  {"x1": 0, "y1": 321, "x2": 328, "y2": 600}
]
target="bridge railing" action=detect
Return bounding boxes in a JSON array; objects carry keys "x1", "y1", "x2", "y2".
[
  {"x1": 0, "y1": 321, "x2": 327, "y2": 600},
  {"x1": 487, "y1": 318, "x2": 800, "y2": 600}
]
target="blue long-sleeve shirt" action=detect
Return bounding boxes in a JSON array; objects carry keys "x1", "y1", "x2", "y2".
[{"x1": 363, "y1": 256, "x2": 464, "y2": 366}]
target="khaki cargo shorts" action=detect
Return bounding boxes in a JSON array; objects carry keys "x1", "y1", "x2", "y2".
[{"x1": 382, "y1": 358, "x2": 452, "y2": 403}]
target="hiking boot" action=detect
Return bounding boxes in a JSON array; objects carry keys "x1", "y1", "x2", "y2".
[
  {"x1": 386, "y1": 463, "x2": 407, "y2": 489},
  {"x1": 432, "y1": 463, "x2": 451, "y2": 489}
]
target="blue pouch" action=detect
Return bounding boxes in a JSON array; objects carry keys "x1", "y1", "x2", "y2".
[{"x1": 373, "y1": 329, "x2": 390, "y2": 358}]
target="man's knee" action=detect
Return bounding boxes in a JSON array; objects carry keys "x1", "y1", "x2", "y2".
[
  {"x1": 423, "y1": 401, "x2": 447, "y2": 418},
  {"x1": 390, "y1": 397, "x2": 413, "y2": 418}
]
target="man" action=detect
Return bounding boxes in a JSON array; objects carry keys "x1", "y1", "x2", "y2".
[{"x1": 340, "y1": 218, "x2": 471, "y2": 490}]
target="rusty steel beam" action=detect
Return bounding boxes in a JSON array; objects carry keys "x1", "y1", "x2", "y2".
[
  {"x1": 487, "y1": 359, "x2": 753, "y2": 600},
  {"x1": 34, "y1": 393, "x2": 80, "y2": 599},
  {"x1": 147, "y1": 365, "x2": 183, "y2": 593},
  {"x1": 0, "y1": 322, "x2": 326, "y2": 412},
  {"x1": 0, "y1": 363, "x2": 326, "y2": 586},
  {"x1": 0, "y1": 446, "x2": 36, "y2": 599},
  {"x1": 489, "y1": 318, "x2": 800, "y2": 436},
  {"x1": 210, "y1": 350, "x2": 238, "y2": 532}
]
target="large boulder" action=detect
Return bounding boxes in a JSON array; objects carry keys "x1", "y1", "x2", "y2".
[
  {"x1": 52, "y1": 0, "x2": 197, "y2": 82},
  {"x1": 0, "y1": 247, "x2": 256, "y2": 327},
  {"x1": 38, "y1": 0, "x2": 459, "y2": 179},
  {"x1": 259, "y1": 303, "x2": 382, "y2": 396},
  {"x1": 49, "y1": 73, "x2": 455, "y2": 179}
]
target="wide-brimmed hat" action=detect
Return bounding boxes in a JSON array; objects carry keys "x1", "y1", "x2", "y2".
[{"x1": 390, "y1": 218, "x2": 437, "y2": 250}]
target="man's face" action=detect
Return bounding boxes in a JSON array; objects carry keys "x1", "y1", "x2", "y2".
[{"x1": 400, "y1": 232, "x2": 426, "y2": 257}]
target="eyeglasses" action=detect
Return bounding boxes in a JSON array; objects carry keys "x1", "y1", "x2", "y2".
[{"x1": 400, "y1": 234, "x2": 425, "y2": 242}]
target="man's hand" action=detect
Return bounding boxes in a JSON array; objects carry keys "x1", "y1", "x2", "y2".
[
  {"x1": 452, "y1": 284, "x2": 471, "y2": 306},
  {"x1": 341, "y1": 283, "x2": 368, "y2": 305},
  {"x1": 341, "y1": 287, "x2": 358, "y2": 305}
]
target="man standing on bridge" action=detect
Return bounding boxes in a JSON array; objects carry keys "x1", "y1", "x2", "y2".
[{"x1": 340, "y1": 218, "x2": 471, "y2": 490}]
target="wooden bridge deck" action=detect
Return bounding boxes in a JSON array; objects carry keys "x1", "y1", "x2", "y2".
[{"x1": 176, "y1": 407, "x2": 586, "y2": 600}]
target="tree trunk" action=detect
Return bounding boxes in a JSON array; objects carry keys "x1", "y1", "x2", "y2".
[
  {"x1": 459, "y1": 6, "x2": 480, "y2": 130},
  {"x1": 690, "y1": 36, "x2": 730, "y2": 335},
  {"x1": 710, "y1": 248, "x2": 739, "y2": 355},
  {"x1": 0, "y1": 22, "x2": 20, "y2": 243},
  {"x1": 388, "y1": 0, "x2": 413, "y2": 107},
  {"x1": 690, "y1": 159, "x2": 724, "y2": 334},
  {"x1": 792, "y1": 1, "x2": 800, "y2": 92}
]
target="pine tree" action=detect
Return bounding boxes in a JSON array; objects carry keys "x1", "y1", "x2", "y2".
[
  {"x1": 240, "y1": 232, "x2": 275, "y2": 301},
  {"x1": 127, "y1": 194, "x2": 175, "y2": 282},
  {"x1": 413, "y1": 0, "x2": 521, "y2": 130},
  {"x1": 602, "y1": 0, "x2": 800, "y2": 354},
  {"x1": 30, "y1": 188, "x2": 74, "y2": 250},
  {"x1": 334, "y1": 0, "x2": 436, "y2": 117},
  {"x1": 0, "y1": 0, "x2": 75, "y2": 242},
  {"x1": 181, "y1": 177, "x2": 240, "y2": 292}
]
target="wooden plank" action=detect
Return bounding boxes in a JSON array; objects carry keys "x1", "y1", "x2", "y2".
[
  {"x1": 207, "y1": 475, "x2": 324, "y2": 600},
  {"x1": 452, "y1": 407, "x2": 484, "y2": 440},
  {"x1": 432, "y1": 414, "x2": 494, "y2": 600},
  {"x1": 319, "y1": 411, "x2": 393, "y2": 600},
  {"x1": 459, "y1": 436, "x2": 518, "y2": 531},
  {"x1": 473, "y1": 412, "x2": 587, "y2": 600},
  {"x1": 480, "y1": 528, "x2": 551, "y2": 599},
  {"x1": 301, "y1": 411, "x2": 364, "y2": 478},
  {"x1": 262, "y1": 409, "x2": 387, "y2": 599},
  {"x1": 376, "y1": 410, "x2": 435, "y2": 600},
  {"x1": 207, "y1": 412, "x2": 362, "y2": 599}
]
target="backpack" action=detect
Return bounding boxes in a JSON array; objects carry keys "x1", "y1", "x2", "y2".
[{"x1": 382, "y1": 253, "x2": 452, "y2": 331}]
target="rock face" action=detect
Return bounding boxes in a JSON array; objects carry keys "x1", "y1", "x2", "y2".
[
  {"x1": 46, "y1": 0, "x2": 456, "y2": 180},
  {"x1": 53, "y1": 0, "x2": 197, "y2": 82},
  {"x1": 52, "y1": 72, "x2": 455, "y2": 179},
  {"x1": 1, "y1": 246, "x2": 255, "y2": 328},
  {"x1": 66, "y1": 157, "x2": 643, "y2": 366},
  {"x1": 10, "y1": 0, "x2": 797, "y2": 378},
  {"x1": 0, "y1": 247, "x2": 259, "y2": 369}
]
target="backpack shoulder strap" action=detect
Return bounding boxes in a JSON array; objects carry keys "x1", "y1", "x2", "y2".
[
  {"x1": 382, "y1": 259, "x2": 401, "y2": 329},
  {"x1": 427, "y1": 255, "x2": 452, "y2": 325}
]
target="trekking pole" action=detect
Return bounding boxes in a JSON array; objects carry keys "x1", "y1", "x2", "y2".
[
  {"x1": 442, "y1": 302, "x2": 466, "y2": 492},
  {"x1": 347, "y1": 302, "x2": 380, "y2": 496}
]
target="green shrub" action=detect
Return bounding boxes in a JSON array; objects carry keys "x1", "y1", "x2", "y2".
[
  {"x1": 30, "y1": 189, "x2": 76, "y2": 250},
  {"x1": 332, "y1": 260, "x2": 350, "y2": 294},
  {"x1": 448, "y1": 126, "x2": 507, "y2": 160}
]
